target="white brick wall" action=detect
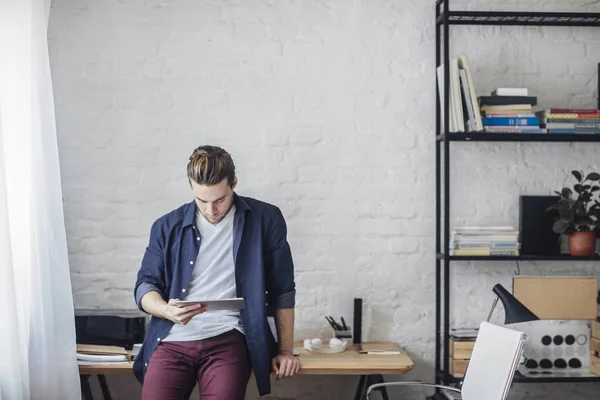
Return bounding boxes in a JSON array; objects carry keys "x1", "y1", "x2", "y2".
[{"x1": 48, "y1": 0, "x2": 600, "y2": 398}]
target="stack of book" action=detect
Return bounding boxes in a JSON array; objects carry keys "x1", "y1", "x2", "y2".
[
  {"x1": 76, "y1": 344, "x2": 130, "y2": 365},
  {"x1": 535, "y1": 108, "x2": 600, "y2": 134},
  {"x1": 478, "y1": 88, "x2": 545, "y2": 134},
  {"x1": 449, "y1": 226, "x2": 520, "y2": 256}
]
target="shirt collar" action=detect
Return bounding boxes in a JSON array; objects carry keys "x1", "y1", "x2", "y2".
[{"x1": 181, "y1": 192, "x2": 251, "y2": 229}]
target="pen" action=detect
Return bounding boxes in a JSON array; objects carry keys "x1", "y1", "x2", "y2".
[
  {"x1": 325, "y1": 316, "x2": 337, "y2": 330},
  {"x1": 329, "y1": 316, "x2": 343, "y2": 330},
  {"x1": 341, "y1": 317, "x2": 348, "y2": 330}
]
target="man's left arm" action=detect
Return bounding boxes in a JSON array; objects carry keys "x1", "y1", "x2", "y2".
[{"x1": 265, "y1": 207, "x2": 300, "y2": 380}]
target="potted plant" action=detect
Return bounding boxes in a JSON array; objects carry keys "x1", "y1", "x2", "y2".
[{"x1": 546, "y1": 170, "x2": 600, "y2": 256}]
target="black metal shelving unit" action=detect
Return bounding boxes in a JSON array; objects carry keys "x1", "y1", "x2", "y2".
[{"x1": 431, "y1": 1, "x2": 600, "y2": 399}]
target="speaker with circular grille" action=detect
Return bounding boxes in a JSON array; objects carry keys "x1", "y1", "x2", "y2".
[{"x1": 506, "y1": 320, "x2": 591, "y2": 378}]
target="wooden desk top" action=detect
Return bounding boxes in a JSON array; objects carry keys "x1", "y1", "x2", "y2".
[
  {"x1": 294, "y1": 341, "x2": 414, "y2": 375},
  {"x1": 78, "y1": 342, "x2": 414, "y2": 376},
  {"x1": 79, "y1": 359, "x2": 134, "y2": 375}
]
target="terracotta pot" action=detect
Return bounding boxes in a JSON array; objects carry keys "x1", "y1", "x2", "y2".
[{"x1": 568, "y1": 232, "x2": 597, "y2": 256}]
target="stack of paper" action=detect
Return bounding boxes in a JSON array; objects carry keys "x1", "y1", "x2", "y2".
[
  {"x1": 77, "y1": 344, "x2": 129, "y2": 365},
  {"x1": 449, "y1": 226, "x2": 519, "y2": 256},
  {"x1": 357, "y1": 343, "x2": 401, "y2": 355}
]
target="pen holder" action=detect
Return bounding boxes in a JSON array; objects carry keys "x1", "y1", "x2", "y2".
[{"x1": 333, "y1": 328, "x2": 352, "y2": 340}]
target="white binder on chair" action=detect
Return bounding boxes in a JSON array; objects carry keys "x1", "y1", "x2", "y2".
[{"x1": 461, "y1": 321, "x2": 527, "y2": 400}]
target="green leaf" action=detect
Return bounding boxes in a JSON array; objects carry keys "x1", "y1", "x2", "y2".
[
  {"x1": 581, "y1": 192, "x2": 593, "y2": 202},
  {"x1": 591, "y1": 187, "x2": 600, "y2": 192},
  {"x1": 574, "y1": 184, "x2": 583, "y2": 193},
  {"x1": 561, "y1": 188, "x2": 572, "y2": 199},
  {"x1": 546, "y1": 204, "x2": 559, "y2": 212},
  {"x1": 553, "y1": 219, "x2": 569, "y2": 234},
  {"x1": 572, "y1": 170, "x2": 583, "y2": 182},
  {"x1": 585, "y1": 172, "x2": 600, "y2": 181}
]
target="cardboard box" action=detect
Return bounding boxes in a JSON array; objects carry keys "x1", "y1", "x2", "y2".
[
  {"x1": 592, "y1": 355, "x2": 600, "y2": 376},
  {"x1": 592, "y1": 337, "x2": 600, "y2": 358},
  {"x1": 449, "y1": 357, "x2": 469, "y2": 378},
  {"x1": 593, "y1": 321, "x2": 600, "y2": 339},
  {"x1": 449, "y1": 338, "x2": 475, "y2": 359},
  {"x1": 513, "y1": 276, "x2": 597, "y2": 320}
]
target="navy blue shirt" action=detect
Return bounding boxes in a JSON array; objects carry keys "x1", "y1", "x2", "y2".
[{"x1": 133, "y1": 193, "x2": 295, "y2": 396}]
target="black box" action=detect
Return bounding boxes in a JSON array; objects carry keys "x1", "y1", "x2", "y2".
[
  {"x1": 519, "y1": 195, "x2": 561, "y2": 255},
  {"x1": 75, "y1": 312, "x2": 146, "y2": 350}
]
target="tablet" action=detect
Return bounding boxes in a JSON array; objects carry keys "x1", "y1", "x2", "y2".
[{"x1": 176, "y1": 297, "x2": 245, "y2": 311}]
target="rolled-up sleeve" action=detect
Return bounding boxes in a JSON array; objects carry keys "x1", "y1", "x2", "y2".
[
  {"x1": 265, "y1": 207, "x2": 296, "y2": 309},
  {"x1": 134, "y1": 219, "x2": 167, "y2": 312}
]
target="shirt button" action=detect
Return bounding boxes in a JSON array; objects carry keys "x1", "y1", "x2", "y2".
[
  {"x1": 197, "y1": 237, "x2": 200, "y2": 241},
  {"x1": 182, "y1": 289, "x2": 186, "y2": 293},
  {"x1": 190, "y1": 261, "x2": 194, "y2": 265},
  {"x1": 145, "y1": 363, "x2": 148, "y2": 367},
  {"x1": 156, "y1": 338, "x2": 161, "y2": 342}
]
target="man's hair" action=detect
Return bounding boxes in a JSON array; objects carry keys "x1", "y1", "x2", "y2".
[{"x1": 187, "y1": 145, "x2": 236, "y2": 187}]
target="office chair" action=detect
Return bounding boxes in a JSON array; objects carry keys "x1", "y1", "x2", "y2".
[{"x1": 366, "y1": 321, "x2": 527, "y2": 400}]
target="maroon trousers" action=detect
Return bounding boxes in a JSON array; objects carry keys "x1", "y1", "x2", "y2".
[{"x1": 141, "y1": 329, "x2": 251, "y2": 400}]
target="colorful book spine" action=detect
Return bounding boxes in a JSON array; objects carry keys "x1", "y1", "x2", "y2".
[
  {"x1": 450, "y1": 241, "x2": 520, "y2": 249},
  {"x1": 482, "y1": 117, "x2": 539, "y2": 126},
  {"x1": 449, "y1": 249, "x2": 520, "y2": 256}
]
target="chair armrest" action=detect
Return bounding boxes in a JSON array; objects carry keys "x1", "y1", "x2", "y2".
[{"x1": 367, "y1": 381, "x2": 461, "y2": 399}]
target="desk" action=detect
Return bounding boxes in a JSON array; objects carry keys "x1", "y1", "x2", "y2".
[
  {"x1": 78, "y1": 342, "x2": 413, "y2": 400},
  {"x1": 294, "y1": 341, "x2": 413, "y2": 399},
  {"x1": 78, "y1": 351, "x2": 133, "y2": 400}
]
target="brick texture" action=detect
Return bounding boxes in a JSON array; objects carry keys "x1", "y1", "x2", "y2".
[{"x1": 48, "y1": 0, "x2": 600, "y2": 398}]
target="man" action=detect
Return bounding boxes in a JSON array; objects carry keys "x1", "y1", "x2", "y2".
[{"x1": 133, "y1": 145, "x2": 299, "y2": 399}]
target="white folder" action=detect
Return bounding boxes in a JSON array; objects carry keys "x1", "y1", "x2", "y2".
[{"x1": 461, "y1": 321, "x2": 527, "y2": 400}]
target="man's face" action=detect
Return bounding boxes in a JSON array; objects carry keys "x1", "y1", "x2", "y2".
[{"x1": 191, "y1": 177, "x2": 237, "y2": 225}]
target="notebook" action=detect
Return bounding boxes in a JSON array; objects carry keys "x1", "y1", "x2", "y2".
[{"x1": 357, "y1": 343, "x2": 401, "y2": 355}]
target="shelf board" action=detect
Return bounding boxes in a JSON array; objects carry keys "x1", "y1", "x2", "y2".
[
  {"x1": 436, "y1": 132, "x2": 600, "y2": 142},
  {"x1": 438, "y1": 370, "x2": 600, "y2": 384},
  {"x1": 436, "y1": 252, "x2": 600, "y2": 261},
  {"x1": 436, "y1": 11, "x2": 600, "y2": 27}
]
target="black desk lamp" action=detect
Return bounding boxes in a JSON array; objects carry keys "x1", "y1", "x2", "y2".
[{"x1": 486, "y1": 284, "x2": 539, "y2": 324}]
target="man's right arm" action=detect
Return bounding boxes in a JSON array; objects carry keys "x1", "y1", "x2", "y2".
[
  {"x1": 141, "y1": 291, "x2": 207, "y2": 325},
  {"x1": 134, "y1": 219, "x2": 207, "y2": 324}
]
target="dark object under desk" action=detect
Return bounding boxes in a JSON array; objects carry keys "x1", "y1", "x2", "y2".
[{"x1": 75, "y1": 310, "x2": 146, "y2": 400}]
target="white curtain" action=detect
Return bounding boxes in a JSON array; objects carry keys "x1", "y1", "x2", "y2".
[{"x1": 0, "y1": 0, "x2": 81, "y2": 399}]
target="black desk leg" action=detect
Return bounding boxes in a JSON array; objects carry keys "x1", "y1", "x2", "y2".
[
  {"x1": 80, "y1": 375, "x2": 94, "y2": 400},
  {"x1": 354, "y1": 375, "x2": 390, "y2": 400},
  {"x1": 354, "y1": 375, "x2": 367, "y2": 400},
  {"x1": 97, "y1": 375, "x2": 113, "y2": 400},
  {"x1": 368, "y1": 374, "x2": 389, "y2": 400}
]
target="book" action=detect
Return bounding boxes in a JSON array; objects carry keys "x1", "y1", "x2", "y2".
[
  {"x1": 457, "y1": 55, "x2": 483, "y2": 131},
  {"x1": 76, "y1": 344, "x2": 128, "y2": 356},
  {"x1": 478, "y1": 96, "x2": 537, "y2": 106},
  {"x1": 76, "y1": 353, "x2": 128, "y2": 362},
  {"x1": 449, "y1": 249, "x2": 520, "y2": 256},
  {"x1": 492, "y1": 88, "x2": 528, "y2": 96},
  {"x1": 481, "y1": 104, "x2": 533, "y2": 114},
  {"x1": 450, "y1": 240, "x2": 520, "y2": 249},
  {"x1": 357, "y1": 343, "x2": 401, "y2": 355},
  {"x1": 482, "y1": 117, "x2": 539, "y2": 126},
  {"x1": 450, "y1": 328, "x2": 479, "y2": 339}
]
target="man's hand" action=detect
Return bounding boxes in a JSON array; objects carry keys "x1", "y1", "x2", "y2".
[
  {"x1": 271, "y1": 354, "x2": 300, "y2": 380},
  {"x1": 162, "y1": 299, "x2": 208, "y2": 325}
]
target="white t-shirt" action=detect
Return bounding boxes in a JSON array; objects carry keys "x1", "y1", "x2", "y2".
[{"x1": 163, "y1": 204, "x2": 244, "y2": 341}]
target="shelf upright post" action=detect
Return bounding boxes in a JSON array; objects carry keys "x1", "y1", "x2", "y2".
[
  {"x1": 434, "y1": 0, "x2": 442, "y2": 390},
  {"x1": 442, "y1": 0, "x2": 451, "y2": 387}
]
